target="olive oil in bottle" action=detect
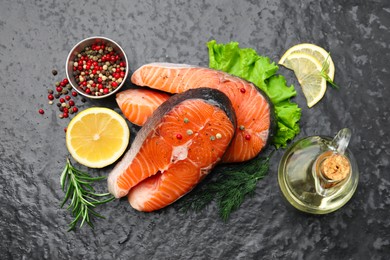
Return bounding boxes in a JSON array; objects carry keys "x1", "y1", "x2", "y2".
[{"x1": 278, "y1": 128, "x2": 359, "y2": 214}]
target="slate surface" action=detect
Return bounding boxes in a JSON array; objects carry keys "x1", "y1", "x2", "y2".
[{"x1": 0, "y1": 0, "x2": 389, "y2": 259}]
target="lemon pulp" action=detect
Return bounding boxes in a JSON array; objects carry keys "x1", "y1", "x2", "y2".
[
  {"x1": 66, "y1": 107, "x2": 130, "y2": 168},
  {"x1": 279, "y1": 43, "x2": 334, "y2": 107}
]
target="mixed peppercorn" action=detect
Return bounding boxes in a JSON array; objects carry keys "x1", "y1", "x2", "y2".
[
  {"x1": 39, "y1": 77, "x2": 86, "y2": 121},
  {"x1": 38, "y1": 39, "x2": 128, "y2": 134},
  {"x1": 72, "y1": 43, "x2": 126, "y2": 97},
  {"x1": 39, "y1": 44, "x2": 126, "y2": 120}
]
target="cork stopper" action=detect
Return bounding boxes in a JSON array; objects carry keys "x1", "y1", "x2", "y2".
[{"x1": 320, "y1": 154, "x2": 350, "y2": 181}]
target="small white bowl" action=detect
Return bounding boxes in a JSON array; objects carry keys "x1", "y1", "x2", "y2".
[{"x1": 65, "y1": 36, "x2": 129, "y2": 99}]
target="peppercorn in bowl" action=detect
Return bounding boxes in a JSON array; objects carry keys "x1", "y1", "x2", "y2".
[{"x1": 66, "y1": 36, "x2": 129, "y2": 99}]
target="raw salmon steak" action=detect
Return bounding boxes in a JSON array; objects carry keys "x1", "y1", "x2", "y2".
[
  {"x1": 108, "y1": 88, "x2": 236, "y2": 212},
  {"x1": 131, "y1": 63, "x2": 274, "y2": 163},
  {"x1": 116, "y1": 88, "x2": 170, "y2": 126}
]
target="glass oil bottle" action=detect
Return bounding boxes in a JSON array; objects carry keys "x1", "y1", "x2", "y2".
[{"x1": 278, "y1": 128, "x2": 359, "y2": 214}]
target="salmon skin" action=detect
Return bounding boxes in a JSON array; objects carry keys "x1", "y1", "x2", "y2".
[
  {"x1": 116, "y1": 88, "x2": 170, "y2": 126},
  {"x1": 108, "y1": 88, "x2": 236, "y2": 212},
  {"x1": 131, "y1": 63, "x2": 274, "y2": 163}
]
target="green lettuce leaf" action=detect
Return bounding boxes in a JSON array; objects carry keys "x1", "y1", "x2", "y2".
[{"x1": 207, "y1": 40, "x2": 301, "y2": 148}]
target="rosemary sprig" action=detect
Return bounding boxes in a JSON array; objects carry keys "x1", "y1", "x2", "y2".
[
  {"x1": 320, "y1": 54, "x2": 339, "y2": 89},
  {"x1": 180, "y1": 154, "x2": 272, "y2": 221},
  {"x1": 60, "y1": 158, "x2": 114, "y2": 231}
]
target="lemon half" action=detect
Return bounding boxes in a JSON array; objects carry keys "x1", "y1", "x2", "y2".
[{"x1": 66, "y1": 107, "x2": 130, "y2": 168}]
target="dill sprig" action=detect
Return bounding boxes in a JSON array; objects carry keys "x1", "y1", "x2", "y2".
[
  {"x1": 180, "y1": 155, "x2": 271, "y2": 221},
  {"x1": 60, "y1": 158, "x2": 114, "y2": 231},
  {"x1": 320, "y1": 54, "x2": 339, "y2": 89}
]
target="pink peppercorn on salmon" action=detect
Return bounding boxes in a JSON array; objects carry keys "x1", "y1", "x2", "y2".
[
  {"x1": 131, "y1": 63, "x2": 274, "y2": 163},
  {"x1": 108, "y1": 88, "x2": 236, "y2": 212},
  {"x1": 116, "y1": 89, "x2": 170, "y2": 126}
]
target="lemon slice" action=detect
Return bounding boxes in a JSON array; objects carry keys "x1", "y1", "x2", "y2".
[
  {"x1": 66, "y1": 107, "x2": 130, "y2": 168},
  {"x1": 279, "y1": 43, "x2": 335, "y2": 81},
  {"x1": 279, "y1": 53, "x2": 327, "y2": 107}
]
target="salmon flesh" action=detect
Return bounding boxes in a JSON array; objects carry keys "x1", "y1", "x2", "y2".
[
  {"x1": 116, "y1": 89, "x2": 170, "y2": 126},
  {"x1": 131, "y1": 63, "x2": 274, "y2": 163},
  {"x1": 108, "y1": 88, "x2": 236, "y2": 212}
]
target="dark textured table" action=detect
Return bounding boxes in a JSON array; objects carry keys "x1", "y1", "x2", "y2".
[{"x1": 1, "y1": 1, "x2": 389, "y2": 259}]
